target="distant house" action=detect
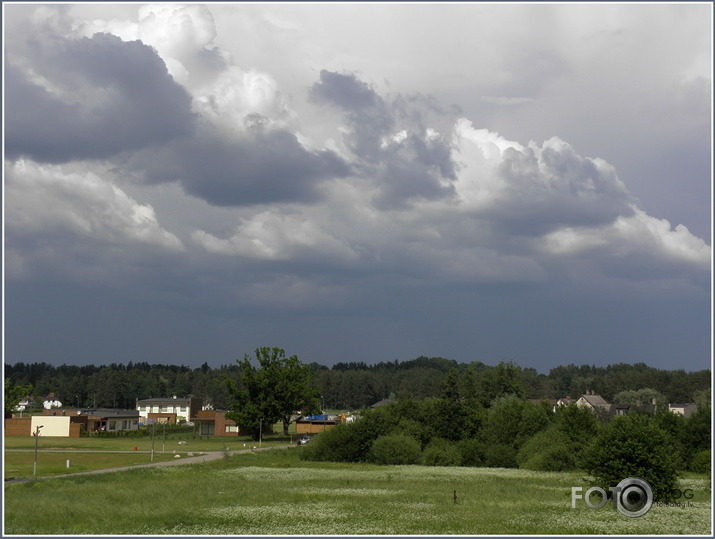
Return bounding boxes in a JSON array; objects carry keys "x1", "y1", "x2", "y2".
[
  {"x1": 43, "y1": 408, "x2": 140, "y2": 433},
  {"x1": 575, "y1": 393, "x2": 612, "y2": 413},
  {"x1": 136, "y1": 397, "x2": 203, "y2": 423},
  {"x1": 612, "y1": 403, "x2": 655, "y2": 417},
  {"x1": 669, "y1": 403, "x2": 698, "y2": 418},
  {"x1": 191, "y1": 410, "x2": 248, "y2": 436},
  {"x1": 370, "y1": 398, "x2": 395, "y2": 408},
  {"x1": 6, "y1": 408, "x2": 139, "y2": 437},
  {"x1": 43, "y1": 392, "x2": 62, "y2": 410},
  {"x1": 84, "y1": 409, "x2": 140, "y2": 432},
  {"x1": 296, "y1": 414, "x2": 340, "y2": 434}
]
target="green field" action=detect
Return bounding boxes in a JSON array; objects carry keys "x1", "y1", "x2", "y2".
[
  {"x1": 4, "y1": 447, "x2": 711, "y2": 535},
  {"x1": 4, "y1": 450, "x2": 180, "y2": 479}
]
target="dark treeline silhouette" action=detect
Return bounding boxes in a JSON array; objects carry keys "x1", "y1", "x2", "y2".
[{"x1": 5, "y1": 356, "x2": 710, "y2": 411}]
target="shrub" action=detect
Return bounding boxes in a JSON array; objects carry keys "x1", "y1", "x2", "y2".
[
  {"x1": 369, "y1": 434, "x2": 422, "y2": 465},
  {"x1": 300, "y1": 408, "x2": 394, "y2": 463},
  {"x1": 457, "y1": 438, "x2": 486, "y2": 467},
  {"x1": 421, "y1": 438, "x2": 461, "y2": 467},
  {"x1": 582, "y1": 413, "x2": 679, "y2": 501},
  {"x1": 517, "y1": 427, "x2": 576, "y2": 472},
  {"x1": 689, "y1": 450, "x2": 711, "y2": 474},
  {"x1": 483, "y1": 443, "x2": 517, "y2": 468}
]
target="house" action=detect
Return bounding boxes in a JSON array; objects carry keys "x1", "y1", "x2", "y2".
[
  {"x1": 575, "y1": 392, "x2": 612, "y2": 413},
  {"x1": 295, "y1": 414, "x2": 340, "y2": 434},
  {"x1": 136, "y1": 397, "x2": 203, "y2": 424},
  {"x1": 191, "y1": 410, "x2": 248, "y2": 436},
  {"x1": 669, "y1": 403, "x2": 698, "y2": 418},
  {"x1": 13, "y1": 397, "x2": 36, "y2": 413},
  {"x1": 84, "y1": 409, "x2": 140, "y2": 433},
  {"x1": 4, "y1": 415, "x2": 84, "y2": 437},
  {"x1": 43, "y1": 392, "x2": 62, "y2": 410},
  {"x1": 370, "y1": 398, "x2": 395, "y2": 408},
  {"x1": 612, "y1": 403, "x2": 655, "y2": 417},
  {"x1": 43, "y1": 408, "x2": 140, "y2": 433}
]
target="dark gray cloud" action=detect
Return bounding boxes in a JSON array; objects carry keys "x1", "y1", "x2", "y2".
[
  {"x1": 311, "y1": 70, "x2": 458, "y2": 208},
  {"x1": 130, "y1": 124, "x2": 351, "y2": 206},
  {"x1": 5, "y1": 33, "x2": 195, "y2": 162},
  {"x1": 490, "y1": 142, "x2": 636, "y2": 236}
]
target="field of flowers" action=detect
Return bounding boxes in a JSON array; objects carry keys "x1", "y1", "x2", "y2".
[{"x1": 3, "y1": 448, "x2": 711, "y2": 535}]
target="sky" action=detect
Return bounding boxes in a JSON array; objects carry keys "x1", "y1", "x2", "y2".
[{"x1": 3, "y1": 2, "x2": 712, "y2": 373}]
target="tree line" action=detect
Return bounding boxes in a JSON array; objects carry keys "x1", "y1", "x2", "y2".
[
  {"x1": 300, "y1": 382, "x2": 711, "y2": 502},
  {"x1": 4, "y1": 355, "x2": 711, "y2": 413}
]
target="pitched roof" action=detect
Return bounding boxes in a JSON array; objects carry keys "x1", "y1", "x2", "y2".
[{"x1": 579, "y1": 394, "x2": 610, "y2": 408}]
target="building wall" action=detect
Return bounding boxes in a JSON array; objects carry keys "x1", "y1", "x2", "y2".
[
  {"x1": 4, "y1": 418, "x2": 31, "y2": 436},
  {"x1": 148, "y1": 413, "x2": 178, "y2": 425},
  {"x1": 32, "y1": 416, "x2": 70, "y2": 437},
  {"x1": 296, "y1": 421, "x2": 336, "y2": 434},
  {"x1": 137, "y1": 398, "x2": 202, "y2": 421}
]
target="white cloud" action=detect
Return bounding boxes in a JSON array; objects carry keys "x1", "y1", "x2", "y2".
[
  {"x1": 192, "y1": 208, "x2": 358, "y2": 262},
  {"x1": 5, "y1": 159, "x2": 184, "y2": 252}
]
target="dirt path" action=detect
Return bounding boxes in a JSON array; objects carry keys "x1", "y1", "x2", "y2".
[{"x1": 4, "y1": 445, "x2": 293, "y2": 484}]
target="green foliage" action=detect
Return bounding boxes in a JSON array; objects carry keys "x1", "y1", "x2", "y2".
[
  {"x1": 421, "y1": 438, "x2": 461, "y2": 466},
  {"x1": 483, "y1": 443, "x2": 517, "y2": 468},
  {"x1": 224, "y1": 348, "x2": 320, "y2": 440},
  {"x1": 582, "y1": 413, "x2": 679, "y2": 501},
  {"x1": 369, "y1": 434, "x2": 422, "y2": 465},
  {"x1": 689, "y1": 450, "x2": 711, "y2": 474},
  {"x1": 481, "y1": 394, "x2": 549, "y2": 451},
  {"x1": 299, "y1": 406, "x2": 394, "y2": 463},
  {"x1": 4, "y1": 378, "x2": 33, "y2": 415},
  {"x1": 612, "y1": 387, "x2": 666, "y2": 408},
  {"x1": 477, "y1": 361, "x2": 526, "y2": 405},
  {"x1": 457, "y1": 438, "x2": 486, "y2": 467},
  {"x1": 517, "y1": 426, "x2": 576, "y2": 472}
]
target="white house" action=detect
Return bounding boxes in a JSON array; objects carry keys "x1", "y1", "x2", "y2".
[
  {"x1": 43, "y1": 392, "x2": 62, "y2": 410},
  {"x1": 136, "y1": 397, "x2": 202, "y2": 423},
  {"x1": 668, "y1": 403, "x2": 698, "y2": 418}
]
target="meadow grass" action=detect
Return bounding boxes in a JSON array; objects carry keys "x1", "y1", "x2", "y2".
[
  {"x1": 4, "y1": 450, "x2": 180, "y2": 479},
  {"x1": 4, "y1": 432, "x2": 293, "y2": 452},
  {"x1": 3, "y1": 448, "x2": 711, "y2": 535}
]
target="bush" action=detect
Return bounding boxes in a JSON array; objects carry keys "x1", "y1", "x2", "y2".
[
  {"x1": 421, "y1": 438, "x2": 461, "y2": 467},
  {"x1": 457, "y1": 438, "x2": 486, "y2": 467},
  {"x1": 582, "y1": 413, "x2": 679, "y2": 501},
  {"x1": 369, "y1": 434, "x2": 422, "y2": 465},
  {"x1": 483, "y1": 443, "x2": 517, "y2": 468},
  {"x1": 300, "y1": 407, "x2": 394, "y2": 463},
  {"x1": 517, "y1": 427, "x2": 576, "y2": 472},
  {"x1": 689, "y1": 450, "x2": 711, "y2": 474}
]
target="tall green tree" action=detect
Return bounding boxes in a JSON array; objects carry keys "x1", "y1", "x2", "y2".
[
  {"x1": 224, "y1": 347, "x2": 320, "y2": 439},
  {"x1": 4, "y1": 378, "x2": 33, "y2": 416}
]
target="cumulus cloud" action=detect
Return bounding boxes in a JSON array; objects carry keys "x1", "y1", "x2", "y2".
[
  {"x1": 192, "y1": 209, "x2": 359, "y2": 262},
  {"x1": 311, "y1": 70, "x2": 458, "y2": 208},
  {"x1": 5, "y1": 33, "x2": 195, "y2": 163},
  {"x1": 5, "y1": 159, "x2": 184, "y2": 255},
  {"x1": 452, "y1": 119, "x2": 635, "y2": 235}
]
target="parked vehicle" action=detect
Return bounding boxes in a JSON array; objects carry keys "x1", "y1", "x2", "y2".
[{"x1": 297, "y1": 435, "x2": 312, "y2": 445}]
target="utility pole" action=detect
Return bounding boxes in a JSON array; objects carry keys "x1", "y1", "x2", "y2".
[
  {"x1": 162, "y1": 422, "x2": 166, "y2": 454},
  {"x1": 259, "y1": 418, "x2": 263, "y2": 449},
  {"x1": 151, "y1": 422, "x2": 155, "y2": 462},
  {"x1": 33, "y1": 425, "x2": 44, "y2": 475}
]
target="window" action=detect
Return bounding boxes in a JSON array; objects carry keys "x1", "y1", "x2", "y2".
[{"x1": 225, "y1": 425, "x2": 239, "y2": 433}]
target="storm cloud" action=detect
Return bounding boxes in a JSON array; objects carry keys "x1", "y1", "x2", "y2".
[
  {"x1": 3, "y1": 3, "x2": 710, "y2": 371},
  {"x1": 5, "y1": 33, "x2": 195, "y2": 162}
]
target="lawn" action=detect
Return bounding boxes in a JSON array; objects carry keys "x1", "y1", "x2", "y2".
[
  {"x1": 4, "y1": 450, "x2": 179, "y2": 479},
  {"x1": 3, "y1": 448, "x2": 711, "y2": 535},
  {"x1": 4, "y1": 430, "x2": 296, "y2": 452}
]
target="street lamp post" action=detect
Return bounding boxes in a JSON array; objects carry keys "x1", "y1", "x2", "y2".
[
  {"x1": 33, "y1": 425, "x2": 44, "y2": 475},
  {"x1": 259, "y1": 418, "x2": 263, "y2": 449}
]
